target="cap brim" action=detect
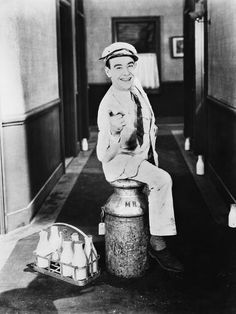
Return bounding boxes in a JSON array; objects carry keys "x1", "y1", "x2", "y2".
[{"x1": 99, "y1": 53, "x2": 138, "y2": 62}]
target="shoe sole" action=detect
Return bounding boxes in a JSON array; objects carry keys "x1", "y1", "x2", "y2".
[{"x1": 148, "y1": 250, "x2": 183, "y2": 273}]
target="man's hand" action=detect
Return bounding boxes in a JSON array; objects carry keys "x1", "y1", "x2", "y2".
[{"x1": 109, "y1": 112, "x2": 126, "y2": 135}]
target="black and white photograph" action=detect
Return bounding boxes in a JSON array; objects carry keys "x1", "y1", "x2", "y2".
[
  {"x1": 0, "y1": 0, "x2": 235, "y2": 313},
  {"x1": 170, "y1": 36, "x2": 184, "y2": 58}
]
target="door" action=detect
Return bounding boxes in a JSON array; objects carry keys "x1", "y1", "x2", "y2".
[
  {"x1": 75, "y1": 0, "x2": 89, "y2": 141},
  {"x1": 184, "y1": 0, "x2": 207, "y2": 155},
  {"x1": 183, "y1": 0, "x2": 196, "y2": 143},
  {"x1": 59, "y1": 0, "x2": 78, "y2": 157},
  {"x1": 194, "y1": 17, "x2": 207, "y2": 155}
]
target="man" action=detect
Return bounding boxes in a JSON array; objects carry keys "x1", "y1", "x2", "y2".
[{"x1": 97, "y1": 42, "x2": 183, "y2": 273}]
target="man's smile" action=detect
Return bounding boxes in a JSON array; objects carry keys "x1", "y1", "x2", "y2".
[{"x1": 120, "y1": 77, "x2": 132, "y2": 81}]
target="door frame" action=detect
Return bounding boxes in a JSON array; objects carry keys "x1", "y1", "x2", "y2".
[
  {"x1": 57, "y1": 0, "x2": 78, "y2": 158},
  {"x1": 0, "y1": 113, "x2": 6, "y2": 234},
  {"x1": 194, "y1": 16, "x2": 207, "y2": 155},
  {"x1": 183, "y1": 0, "x2": 196, "y2": 141},
  {"x1": 183, "y1": 0, "x2": 208, "y2": 155},
  {"x1": 75, "y1": 0, "x2": 89, "y2": 140}
]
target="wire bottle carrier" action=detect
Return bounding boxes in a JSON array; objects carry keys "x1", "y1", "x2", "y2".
[{"x1": 30, "y1": 223, "x2": 100, "y2": 287}]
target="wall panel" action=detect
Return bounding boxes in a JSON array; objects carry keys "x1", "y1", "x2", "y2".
[
  {"x1": 207, "y1": 97, "x2": 236, "y2": 202},
  {"x1": 89, "y1": 81, "x2": 184, "y2": 124},
  {"x1": 208, "y1": 0, "x2": 236, "y2": 107},
  {"x1": 2, "y1": 101, "x2": 63, "y2": 231},
  {"x1": 207, "y1": 0, "x2": 236, "y2": 202},
  {"x1": 0, "y1": 0, "x2": 59, "y2": 117}
]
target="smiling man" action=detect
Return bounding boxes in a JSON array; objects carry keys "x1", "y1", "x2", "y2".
[{"x1": 97, "y1": 42, "x2": 183, "y2": 273}]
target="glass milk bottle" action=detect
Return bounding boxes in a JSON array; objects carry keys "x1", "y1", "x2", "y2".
[
  {"x1": 72, "y1": 241, "x2": 87, "y2": 281},
  {"x1": 49, "y1": 225, "x2": 62, "y2": 261},
  {"x1": 184, "y1": 137, "x2": 190, "y2": 151},
  {"x1": 228, "y1": 204, "x2": 236, "y2": 228},
  {"x1": 34, "y1": 230, "x2": 51, "y2": 268},
  {"x1": 196, "y1": 155, "x2": 204, "y2": 175},
  {"x1": 84, "y1": 235, "x2": 98, "y2": 275},
  {"x1": 60, "y1": 239, "x2": 74, "y2": 277}
]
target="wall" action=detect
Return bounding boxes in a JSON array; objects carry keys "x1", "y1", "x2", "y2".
[
  {"x1": 84, "y1": 0, "x2": 184, "y2": 84},
  {"x1": 0, "y1": 0, "x2": 59, "y2": 118},
  {"x1": 207, "y1": 0, "x2": 236, "y2": 202},
  {"x1": 0, "y1": 0, "x2": 63, "y2": 232},
  {"x1": 84, "y1": 0, "x2": 184, "y2": 121}
]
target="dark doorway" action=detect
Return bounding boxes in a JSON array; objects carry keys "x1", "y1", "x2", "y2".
[
  {"x1": 59, "y1": 0, "x2": 77, "y2": 158},
  {"x1": 183, "y1": 0, "x2": 207, "y2": 155},
  {"x1": 183, "y1": 0, "x2": 196, "y2": 143},
  {"x1": 75, "y1": 0, "x2": 89, "y2": 141}
]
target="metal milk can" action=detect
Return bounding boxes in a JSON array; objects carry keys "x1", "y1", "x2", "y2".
[{"x1": 103, "y1": 179, "x2": 149, "y2": 278}]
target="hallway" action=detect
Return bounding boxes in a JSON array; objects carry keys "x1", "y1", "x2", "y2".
[{"x1": 0, "y1": 121, "x2": 235, "y2": 314}]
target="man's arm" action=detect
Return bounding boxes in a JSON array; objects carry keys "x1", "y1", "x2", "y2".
[{"x1": 96, "y1": 102, "x2": 125, "y2": 163}]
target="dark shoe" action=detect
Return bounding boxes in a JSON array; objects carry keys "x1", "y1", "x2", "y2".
[{"x1": 148, "y1": 247, "x2": 184, "y2": 273}]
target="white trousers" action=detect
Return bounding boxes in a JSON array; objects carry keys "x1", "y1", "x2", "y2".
[{"x1": 132, "y1": 160, "x2": 177, "y2": 236}]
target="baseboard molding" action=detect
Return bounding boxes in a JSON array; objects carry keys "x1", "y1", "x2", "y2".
[
  {"x1": 207, "y1": 97, "x2": 236, "y2": 203},
  {"x1": 208, "y1": 162, "x2": 236, "y2": 206},
  {"x1": 172, "y1": 130, "x2": 229, "y2": 226},
  {"x1": 88, "y1": 81, "x2": 184, "y2": 124},
  {"x1": 6, "y1": 163, "x2": 64, "y2": 232},
  {"x1": 207, "y1": 95, "x2": 236, "y2": 115}
]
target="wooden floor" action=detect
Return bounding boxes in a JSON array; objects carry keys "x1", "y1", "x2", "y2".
[{"x1": 0, "y1": 122, "x2": 235, "y2": 314}]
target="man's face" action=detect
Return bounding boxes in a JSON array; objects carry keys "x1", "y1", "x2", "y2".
[{"x1": 105, "y1": 56, "x2": 137, "y2": 91}]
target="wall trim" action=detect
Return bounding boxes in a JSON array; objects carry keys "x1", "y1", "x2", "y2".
[
  {"x1": 88, "y1": 81, "x2": 183, "y2": 96},
  {"x1": 207, "y1": 95, "x2": 236, "y2": 115},
  {"x1": 88, "y1": 80, "x2": 183, "y2": 86},
  {"x1": 207, "y1": 95, "x2": 236, "y2": 205},
  {"x1": 6, "y1": 162, "x2": 64, "y2": 231},
  {"x1": 0, "y1": 116, "x2": 6, "y2": 234},
  {"x1": 208, "y1": 162, "x2": 236, "y2": 205},
  {"x1": 88, "y1": 81, "x2": 184, "y2": 124},
  {"x1": 2, "y1": 98, "x2": 61, "y2": 127}
]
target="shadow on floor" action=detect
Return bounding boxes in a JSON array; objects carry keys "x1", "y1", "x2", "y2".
[{"x1": 0, "y1": 236, "x2": 235, "y2": 313}]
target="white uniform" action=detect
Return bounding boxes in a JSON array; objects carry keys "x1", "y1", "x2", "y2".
[{"x1": 96, "y1": 79, "x2": 177, "y2": 236}]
